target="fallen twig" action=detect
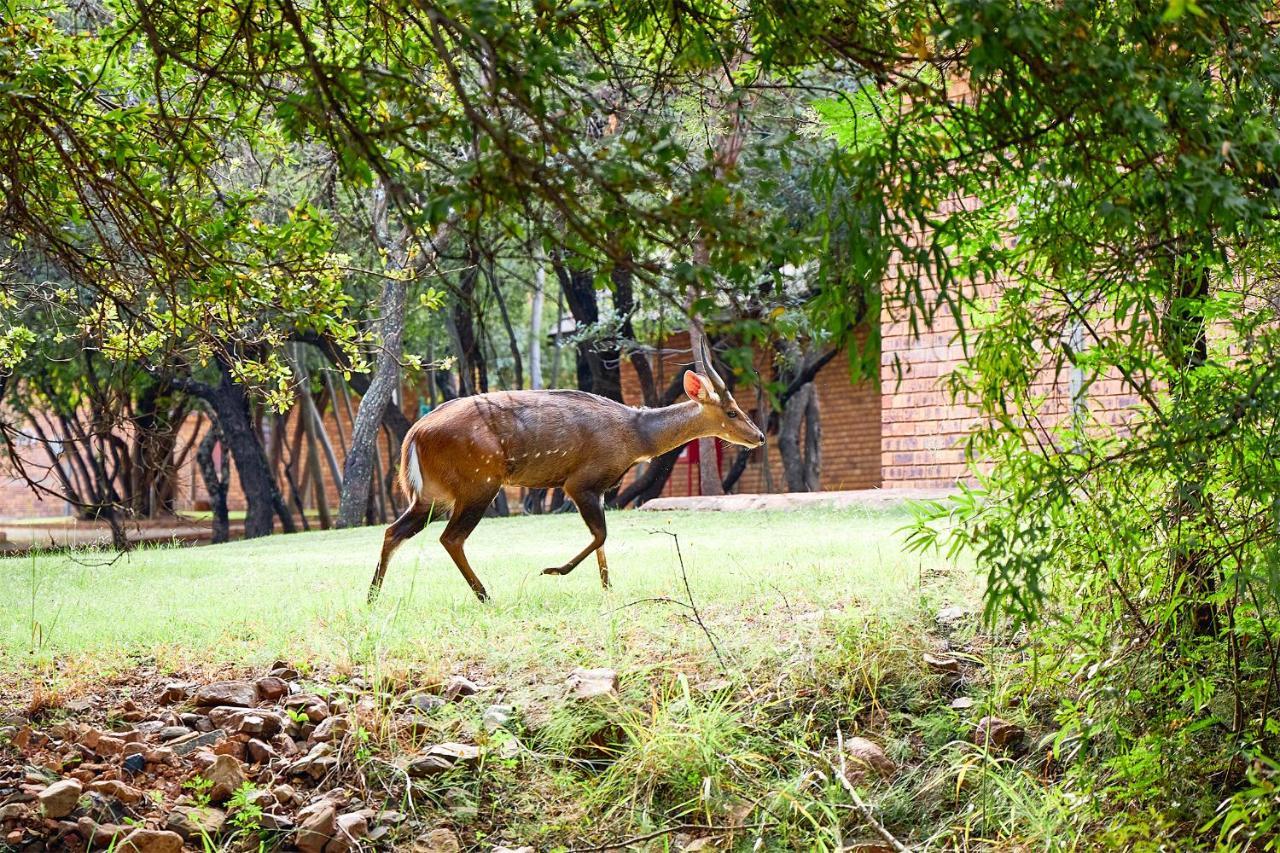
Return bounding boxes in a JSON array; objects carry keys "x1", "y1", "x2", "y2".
[{"x1": 832, "y1": 728, "x2": 911, "y2": 852}]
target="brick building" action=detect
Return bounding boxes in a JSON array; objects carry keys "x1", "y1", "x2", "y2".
[{"x1": 0, "y1": 275, "x2": 1142, "y2": 518}]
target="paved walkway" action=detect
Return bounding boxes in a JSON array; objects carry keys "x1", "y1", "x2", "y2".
[
  {"x1": 0, "y1": 518, "x2": 244, "y2": 552},
  {"x1": 637, "y1": 488, "x2": 957, "y2": 512}
]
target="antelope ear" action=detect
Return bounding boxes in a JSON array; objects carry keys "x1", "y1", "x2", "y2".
[{"x1": 683, "y1": 370, "x2": 719, "y2": 403}]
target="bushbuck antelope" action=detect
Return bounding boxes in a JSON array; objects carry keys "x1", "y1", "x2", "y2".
[{"x1": 369, "y1": 343, "x2": 764, "y2": 601}]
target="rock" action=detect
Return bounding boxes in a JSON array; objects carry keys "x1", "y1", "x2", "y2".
[
  {"x1": 158, "y1": 682, "x2": 194, "y2": 704},
  {"x1": 122, "y1": 742, "x2": 147, "y2": 757},
  {"x1": 131, "y1": 720, "x2": 166, "y2": 736},
  {"x1": 294, "y1": 803, "x2": 338, "y2": 853},
  {"x1": 936, "y1": 605, "x2": 968, "y2": 627},
  {"x1": 417, "y1": 827, "x2": 461, "y2": 852},
  {"x1": 116, "y1": 828, "x2": 184, "y2": 853},
  {"x1": 47, "y1": 721, "x2": 76, "y2": 741},
  {"x1": 207, "y1": 706, "x2": 284, "y2": 737},
  {"x1": 566, "y1": 667, "x2": 618, "y2": 700},
  {"x1": 255, "y1": 676, "x2": 289, "y2": 702},
  {"x1": 287, "y1": 743, "x2": 338, "y2": 780},
  {"x1": 398, "y1": 710, "x2": 436, "y2": 739},
  {"x1": 80, "y1": 727, "x2": 103, "y2": 750},
  {"x1": 842, "y1": 737, "x2": 897, "y2": 782},
  {"x1": 273, "y1": 733, "x2": 300, "y2": 757},
  {"x1": 166, "y1": 805, "x2": 227, "y2": 841},
  {"x1": 87, "y1": 780, "x2": 142, "y2": 804},
  {"x1": 974, "y1": 716, "x2": 1025, "y2": 751},
  {"x1": 259, "y1": 812, "x2": 297, "y2": 832},
  {"x1": 157, "y1": 726, "x2": 191, "y2": 742},
  {"x1": 682, "y1": 839, "x2": 721, "y2": 852},
  {"x1": 409, "y1": 694, "x2": 445, "y2": 713},
  {"x1": 212, "y1": 738, "x2": 246, "y2": 761},
  {"x1": 312, "y1": 715, "x2": 349, "y2": 743},
  {"x1": 77, "y1": 815, "x2": 126, "y2": 847},
  {"x1": 950, "y1": 697, "x2": 975, "y2": 710},
  {"x1": 0, "y1": 803, "x2": 30, "y2": 822},
  {"x1": 144, "y1": 747, "x2": 178, "y2": 765},
  {"x1": 284, "y1": 694, "x2": 330, "y2": 723},
  {"x1": 61, "y1": 695, "x2": 93, "y2": 713},
  {"x1": 200, "y1": 754, "x2": 246, "y2": 803},
  {"x1": 180, "y1": 713, "x2": 213, "y2": 731},
  {"x1": 232, "y1": 710, "x2": 283, "y2": 737},
  {"x1": 406, "y1": 743, "x2": 482, "y2": 777},
  {"x1": 272, "y1": 784, "x2": 297, "y2": 804},
  {"x1": 693, "y1": 677, "x2": 733, "y2": 695},
  {"x1": 170, "y1": 729, "x2": 226, "y2": 757},
  {"x1": 270, "y1": 664, "x2": 300, "y2": 680},
  {"x1": 492, "y1": 848, "x2": 535, "y2": 853},
  {"x1": 246, "y1": 738, "x2": 275, "y2": 763},
  {"x1": 247, "y1": 788, "x2": 275, "y2": 809},
  {"x1": 442, "y1": 787, "x2": 472, "y2": 811},
  {"x1": 443, "y1": 675, "x2": 479, "y2": 702},
  {"x1": 482, "y1": 705, "x2": 514, "y2": 733},
  {"x1": 38, "y1": 778, "x2": 83, "y2": 818},
  {"x1": 327, "y1": 812, "x2": 369, "y2": 852},
  {"x1": 922, "y1": 653, "x2": 961, "y2": 675},
  {"x1": 194, "y1": 680, "x2": 258, "y2": 708},
  {"x1": 94, "y1": 735, "x2": 126, "y2": 757}
]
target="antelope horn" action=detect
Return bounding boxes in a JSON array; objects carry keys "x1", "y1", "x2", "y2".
[{"x1": 699, "y1": 333, "x2": 727, "y2": 392}]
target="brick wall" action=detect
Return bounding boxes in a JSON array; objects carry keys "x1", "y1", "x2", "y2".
[
  {"x1": 618, "y1": 329, "x2": 882, "y2": 498},
  {"x1": 879, "y1": 266, "x2": 1146, "y2": 488}
]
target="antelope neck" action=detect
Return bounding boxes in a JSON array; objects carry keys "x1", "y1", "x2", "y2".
[{"x1": 635, "y1": 400, "x2": 710, "y2": 459}]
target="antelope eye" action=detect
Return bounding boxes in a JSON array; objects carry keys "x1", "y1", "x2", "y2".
[{"x1": 726, "y1": 410, "x2": 738, "y2": 419}]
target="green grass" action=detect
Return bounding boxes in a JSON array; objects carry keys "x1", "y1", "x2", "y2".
[
  {"x1": 1, "y1": 506, "x2": 973, "y2": 690},
  {"x1": 4, "y1": 507, "x2": 1039, "y2": 849}
]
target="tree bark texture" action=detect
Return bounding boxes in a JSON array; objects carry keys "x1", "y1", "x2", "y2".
[{"x1": 337, "y1": 278, "x2": 408, "y2": 528}]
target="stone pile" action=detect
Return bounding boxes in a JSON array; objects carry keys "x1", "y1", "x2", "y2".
[{"x1": 0, "y1": 662, "x2": 557, "y2": 851}]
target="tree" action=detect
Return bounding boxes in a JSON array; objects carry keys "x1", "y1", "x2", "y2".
[{"x1": 804, "y1": 0, "x2": 1280, "y2": 833}]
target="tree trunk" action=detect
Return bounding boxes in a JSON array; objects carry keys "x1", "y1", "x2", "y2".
[
  {"x1": 302, "y1": 405, "x2": 331, "y2": 529},
  {"x1": 451, "y1": 259, "x2": 487, "y2": 395},
  {"x1": 209, "y1": 360, "x2": 295, "y2": 538},
  {"x1": 290, "y1": 347, "x2": 343, "y2": 491},
  {"x1": 688, "y1": 320, "x2": 723, "y2": 496},
  {"x1": 306, "y1": 335, "x2": 413, "y2": 446},
  {"x1": 196, "y1": 418, "x2": 231, "y2": 544},
  {"x1": 1168, "y1": 256, "x2": 1213, "y2": 634},
  {"x1": 337, "y1": 278, "x2": 408, "y2": 528},
  {"x1": 486, "y1": 261, "x2": 524, "y2": 390},
  {"x1": 528, "y1": 258, "x2": 545, "y2": 389},
  {"x1": 779, "y1": 382, "x2": 821, "y2": 493},
  {"x1": 801, "y1": 383, "x2": 822, "y2": 491},
  {"x1": 552, "y1": 260, "x2": 623, "y2": 401},
  {"x1": 610, "y1": 446, "x2": 683, "y2": 508},
  {"x1": 549, "y1": 286, "x2": 565, "y2": 388}
]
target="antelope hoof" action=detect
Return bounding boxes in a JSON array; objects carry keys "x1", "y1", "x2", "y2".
[{"x1": 542, "y1": 566, "x2": 570, "y2": 576}]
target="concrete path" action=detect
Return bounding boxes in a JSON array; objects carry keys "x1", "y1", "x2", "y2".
[
  {"x1": 637, "y1": 488, "x2": 957, "y2": 512},
  {"x1": 0, "y1": 519, "x2": 244, "y2": 552}
]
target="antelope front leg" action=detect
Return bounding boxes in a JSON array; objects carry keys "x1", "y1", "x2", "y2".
[
  {"x1": 542, "y1": 489, "x2": 606, "y2": 578},
  {"x1": 596, "y1": 548, "x2": 610, "y2": 589}
]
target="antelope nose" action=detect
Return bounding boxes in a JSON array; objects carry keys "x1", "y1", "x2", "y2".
[{"x1": 754, "y1": 431, "x2": 765, "y2": 447}]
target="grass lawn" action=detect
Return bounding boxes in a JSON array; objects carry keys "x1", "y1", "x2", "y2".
[
  {"x1": 1, "y1": 506, "x2": 971, "y2": 690},
  {"x1": 2, "y1": 506, "x2": 1043, "y2": 850}
]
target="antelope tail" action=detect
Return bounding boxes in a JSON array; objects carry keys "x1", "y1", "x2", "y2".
[{"x1": 399, "y1": 438, "x2": 423, "y2": 499}]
